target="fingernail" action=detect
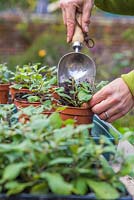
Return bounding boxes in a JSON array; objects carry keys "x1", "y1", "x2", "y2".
[{"x1": 84, "y1": 26, "x2": 89, "y2": 32}]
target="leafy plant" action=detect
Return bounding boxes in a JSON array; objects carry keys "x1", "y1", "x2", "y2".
[
  {"x1": 55, "y1": 79, "x2": 108, "y2": 107},
  {"x1": 16, "y1": 92, "x2": 54, "y2": 111},
  {"x1": 0, "y1": 63, "x2": 14, "y2": 84},
  {"x1": 0, "y1": 105, "x2": 132, "y2": 199},
  {"x1": 11, "y1": 63, "x2": 57, "y2": 90}
]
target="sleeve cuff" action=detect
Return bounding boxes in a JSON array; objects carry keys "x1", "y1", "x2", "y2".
[{"x1": 121, "y1": 70, "x2": 134, "y2": 96}]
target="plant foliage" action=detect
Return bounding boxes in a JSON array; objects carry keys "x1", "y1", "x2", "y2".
[
  {"x1": 0, "y1": 105, "x2": 133, "y2": 199},
  {"x1": 0, "y1": 63, "x2": 14, "y2": 84}
]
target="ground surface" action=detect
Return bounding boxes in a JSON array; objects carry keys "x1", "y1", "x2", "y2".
[{"x1": 114, "y1": 141, "x2": 134, "y2": 196}]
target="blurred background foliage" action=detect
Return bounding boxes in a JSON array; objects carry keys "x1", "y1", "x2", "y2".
[
  {"x1": 0, "y1": 0, "x2": 133, "y2": 130},
  {"x1": 0, "y1": 0, "x2": 56, "y2": 11},
  {"x1": 0, "y1": 0, "x2": 36, "y2": 11}
]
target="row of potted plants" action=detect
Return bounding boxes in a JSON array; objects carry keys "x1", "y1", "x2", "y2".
[
  {"x1": 0, "y1": 104, "x2": 133, "y2": 199},
  {"x1": 0, "y1": 63, "x2": 107, "y2": 125}
]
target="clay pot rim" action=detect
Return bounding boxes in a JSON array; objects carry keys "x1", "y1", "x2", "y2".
[
  {"x1": 57, "y1": 104, "x2": 91, "y2": 110},
  {"x1": 0, "y1": 83, "x2": 10, "y2": 86},
  {"x1": 10, "y1": 86, "x2": 30, "y2": 90}
]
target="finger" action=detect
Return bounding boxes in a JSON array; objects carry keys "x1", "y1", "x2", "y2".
[
  {"x1": 107, "y1": 112, "x2": 127, "y2": 123},
  {"x1": 82, "y1": 0, "x2": 94, "y2": 32},
  {"x1": 90, "y1": 88, "x2": 109, "y2": 107},
  {"x1": 91, "y1": 94, "x2": 122, "y2": 115},
  {"x1": 60, "y1": 2, "x2": 67, "y2": 25},
  {"x1": 65, "y1": 5, "x2": 76, "y2": 43},
  {"x1": 107, "y1": 103, "x2": 134, "y2": 123},
  {"x1": 99, "y1": 106, "x2": 121, "y2": 121}
]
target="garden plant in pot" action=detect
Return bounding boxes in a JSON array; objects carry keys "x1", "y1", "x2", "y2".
[
  {"x1": 10, "y1": 63, "x2": 57, "y2": 101},
  {"x1": 55, "y1": 79, "x2": 108, "y2": 125},
  {"x1": 0, "y1": 63, "x2": 13, "y2": 104},
  {"x1": 0, "y1": 105, "x2": 133, "y2": 200},
  {"x1": 14, "y1": 75, "x2": 57, "y2": 110}
]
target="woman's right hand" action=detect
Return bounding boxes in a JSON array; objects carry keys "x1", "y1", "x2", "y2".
[{"x1": 60, "y1": 0, "x2": 94, "y2": 42}]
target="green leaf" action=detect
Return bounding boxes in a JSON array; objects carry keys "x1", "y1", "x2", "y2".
[
  {"x1": 11, "y1": 84, "x2": 23, "y2": 89},
  {"x1": 42, "y1": 100, "x2": 52, "y2": 110},
  {"x1": 74, "y1": 178, "x2": 88, "y2": 195},
  {"x1": 6, "y1": 182, "x2": 32, "y2": 195},
  {"x1": 49, "y1": 157, "x2": 73, "y2": 166},
  {"x1": 41, "y1": 173, "x2": 73, "y2": 195},
  {"x1": 63, "y1": 118, "x2": 75, "y2": 125},
  {"x1": 27, "y1": 95, "x2": 40, "y2": 103},
  {"x1": 119, "y1": 155, "x2": 134, "y2": 176},
  {"x1": 30, "y1": 182, "x2": 48, "y2": 194},
  {"x1": 74, "y1": 124, "x2": 93, "y2": 134},
  {"x1": 2, "y1": 163, "x2": 28, "y2": 181},
  {"x1": 58, "y1": 92, "x2": 72, "y2": 99},
  {"x1": 100, "y1": 156, "x2": 115, "y2": 178},
  {"x1": 49, "y1": 112, "x2": 62, "y2": 129},
  {"x1": 87, "y1": 180, "x2": 119, "y2": 200},
  {"x1": 5, "y1": 181, "x2": 20, "y2": 189},
  {"x1": 78, "y1": 90, "x2": 92, "y2": 102}
]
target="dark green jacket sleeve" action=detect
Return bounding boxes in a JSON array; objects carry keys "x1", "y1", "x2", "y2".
[
  {"x1": 95, "y1": 0, "x2": 134, "y2": 16},
  {"x1": 121, "y1": 71, "x2": 134, "y2": 96}
]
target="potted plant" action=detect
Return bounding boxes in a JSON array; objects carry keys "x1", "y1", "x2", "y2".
[
  {"x1": 0, "y1": 63, "x2": 13, "y2": 104},
  {"x1": 0, "y1": 106, "x2": 132, "y2": 199},
  {"x1": 14, "y1": 75, "x2": 57, "y2": 110},
  {"x1": 10, "y1": 63, "x2": 57, "y2": 101},
  {"x1": 55, "y1": 79, "x2": 108, "y2": 125}
]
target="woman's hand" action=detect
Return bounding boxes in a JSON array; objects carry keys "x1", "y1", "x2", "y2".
[
  {"x1": 60, "y1": 0, "x2": 94, "y2": 42},
  {"x1": 90, "y1": 78, "x2": 134, "y2": 122}
]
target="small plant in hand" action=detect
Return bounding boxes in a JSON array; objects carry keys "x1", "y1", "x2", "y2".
[
  {"x1": 53, "y1": 79, "x2": 108, "y2": 125},
  {"x1": 55, "y1": 79, "x2": 107, "y2": 107},
  {"x1": 0, "y1": 105, "x2": 132, "y2": 199}
]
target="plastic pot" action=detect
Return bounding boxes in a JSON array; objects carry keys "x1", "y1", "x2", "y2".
[
  {"x1": 59, "y1": 106, "x2": 93, "y2": 125},
  {"x1": 0, "y1": 84, "x2": 10, "y2": 104}
]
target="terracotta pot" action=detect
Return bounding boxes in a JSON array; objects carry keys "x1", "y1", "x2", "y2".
[
  {"x1": 0, "y1": 84, "x2": 10, "y2": 104},
  {"x1": 18, "y1": 113, "x2": 30, "y2": 123},
  {"x1": 18, "y1": 108, "x2": 55, "y2": 123},
  {"x1": 49, "y1": 86, "x2": 59, "y2": 104},
  {"x1": 14, "y1": 99, "x2": 41, "y2": 109},
  {"x1": 10, "y1": 87, "x2": 32, "y2": 101},
  {"x1": 60, "y1": 106, "x2": 93, "y2": 125}
]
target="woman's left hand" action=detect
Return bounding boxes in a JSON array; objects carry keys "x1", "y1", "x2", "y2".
[{"x1": 90, "y1": 78, "x2": 134, "y2": 122}]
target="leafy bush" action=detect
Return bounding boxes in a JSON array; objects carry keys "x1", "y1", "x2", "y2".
[
  {"x1": 11, "y1": 63, "x2": 57, "y2": 90},
  {"x1": 0, "y1": 105, "x2": 133, "y2": 199}
]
